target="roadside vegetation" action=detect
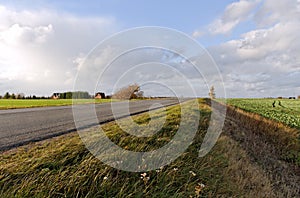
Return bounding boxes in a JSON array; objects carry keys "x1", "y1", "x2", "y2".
[
  {"x1": 217, "y1": 99, "x2": 300, "y2": 167},
  {"x1": 215, "y1": 99, "x2": 300, "y2": 196},
  {"x1": 1, "y1": 99, "x2": 291, "y2": 197}
]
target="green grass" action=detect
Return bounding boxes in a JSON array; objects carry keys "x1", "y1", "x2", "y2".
[
  {"x1": 0, "y1": 99, "x2": 277, "y2": 197},
  {"x1": 225, "y1": 98, "x2": 300, "y2": 129},
  {"x1": 0, "y1": 99, "x2": 113, "y2": 109}
]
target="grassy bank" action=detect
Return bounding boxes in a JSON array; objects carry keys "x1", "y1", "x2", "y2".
[
  {"x1": 216, "y1": 100, "x2": 300, "y2": 196},
  {"x1": 216, "y1": 99, "x2": 300, "y2": 167},
  {"x1": 0, "y1": 99, "x2": 113, "y2": 110},
  {"x1": 0, "y1": 99, "x2": 278, "y2": 197}
]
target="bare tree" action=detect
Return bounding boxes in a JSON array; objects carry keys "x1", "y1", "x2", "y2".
[
  {"x1": 112, "y1": 83, "x2": 144, "y2": 100},
  {"x1": 208, "y1": 86, "x2": 216, "y2": 99}
]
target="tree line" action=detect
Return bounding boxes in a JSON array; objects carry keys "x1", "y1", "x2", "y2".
[
  {"x1": 0, "y1": 91, "x2": 92, "y2": 99},
  {"x1": 0, "y1": 92, "x2": 47, "y2": 99},
  {"x1": 56, "y1": 91, "x2": 91, "y2": 99}
]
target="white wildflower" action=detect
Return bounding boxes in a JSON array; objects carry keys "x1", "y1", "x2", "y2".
[
  {"x1": 189, "y1": 171, "x2": 196, "y2": 176},
  {"x1": 140, "y1": 173, "x2": 147, "y2": 177}
]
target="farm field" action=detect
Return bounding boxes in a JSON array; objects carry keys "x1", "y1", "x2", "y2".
[
  {"x1": 225, "y1": 98, "x2": 300, "y2": 129},
  {"x1": 0, "y1": 99, "x2": 113, "y2": 110}
]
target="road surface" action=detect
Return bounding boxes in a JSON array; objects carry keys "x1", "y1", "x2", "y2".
[{"x1": 0, "y1": 99, "x2": 182, "y2": 151}]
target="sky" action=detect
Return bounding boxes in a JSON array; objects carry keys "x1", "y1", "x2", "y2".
[{"x1": 0, "y1": 0, "x2": 299, "y2": 98}]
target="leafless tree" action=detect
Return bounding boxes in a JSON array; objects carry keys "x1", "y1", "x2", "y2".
[
  {"x1": 112, "y1": 83, "x2": 144, "y2": 100},
  {"x1": 208, "y1": 86, "x2": 216, "y2": 99}
]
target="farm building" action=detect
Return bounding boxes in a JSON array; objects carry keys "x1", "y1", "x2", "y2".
[
  {"x1": 95, "y1": 92, "x2": 105, "y2": 99},
  {"x1": 52, "y1": 93, "x2": 60, "y2": 99}
]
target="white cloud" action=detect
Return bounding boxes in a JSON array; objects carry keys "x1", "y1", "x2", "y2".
[
  {"x1": 192, "y1": 30, "x2": 204, "y2": 38},
  {"x1": 0, "y1": 23, "x2": 53, "y2": 45},
  {"x1": 254, "y1": 0, "x2": 300, "y2": 27},
  {"x1": 210, "y1": 0, "x2": 260, "y2": 35},
  {"x1": 207, "y1": 0, "x2": 300, "y2": 97},
  {"x1": 0, "y1": 5, "x2": 117, "y2": 96}
]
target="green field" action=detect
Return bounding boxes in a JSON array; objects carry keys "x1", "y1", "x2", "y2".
[
  {"x1": 225, "y1": 98, "x2": 300, "y2": 129},
  {"x1": 0, "y1": 99, "x2": 113, "y2": 109}
]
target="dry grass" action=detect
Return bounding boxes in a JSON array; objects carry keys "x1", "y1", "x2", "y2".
[
  {"x1": 225, "y1": 104, "x2": 300, "y2": 165},
  {"x1": 214, "y1": 100, "x2": 300, "y2": 196},
  {"x1": 218, "y1": 135, "x2": 278, "y2": 197}
]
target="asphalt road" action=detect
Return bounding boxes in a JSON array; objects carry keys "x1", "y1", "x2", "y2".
[{"x1": 0, "y1": 99, "x2": 182, "y2": 151}]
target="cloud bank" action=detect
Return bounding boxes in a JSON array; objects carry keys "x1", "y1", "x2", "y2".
[
  {"x1": 195, "y1": 0, "x2": 300, "y2": 97},
  {"x1": 0, "y1": 5, "x2": 116, "y2": 96}
]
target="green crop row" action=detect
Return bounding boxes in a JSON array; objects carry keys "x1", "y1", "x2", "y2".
[{"x1": 225, "y1": 99, "x2": 300, "y2": 129}]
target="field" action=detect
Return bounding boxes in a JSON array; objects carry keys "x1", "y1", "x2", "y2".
[
  {"x1": 0, "y1": 99, "x2": 113, "y2": 109},
  {"x1": 1, "y1": 99, "x2": 299, "y2": 197},
  {"x1": 225, "y1": 98, "x2": 300, "y2": 129}
]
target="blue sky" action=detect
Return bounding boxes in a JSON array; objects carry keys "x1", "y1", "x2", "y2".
[
  {"x1": 0, "y1": 0, "x2": 241, "y2": 44},
  {"x1": 0, "y1": 0, "x2": 299, "y2": 98}
]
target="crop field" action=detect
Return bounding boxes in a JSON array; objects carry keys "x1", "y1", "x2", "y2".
[
  {"x1": 225, "y1": 98, "x2": 300, "y2": 129},
  {"x1": 0, "y1": 99, "x2": 113, "y2": 109}
]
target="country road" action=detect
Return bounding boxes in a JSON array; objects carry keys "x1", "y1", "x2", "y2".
[{"x1": 0, "y1": 98, "x2": 183, "y2": 151}]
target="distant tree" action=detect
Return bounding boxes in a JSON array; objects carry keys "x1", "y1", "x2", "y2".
[
  {"x1": 65, "y1": 92, "x2": 72, "y2": 99},
  {"x1": 208, "y1": 86, "x2": 216, "y2": 99},
  {"x1": 32, "y1": 95, "x2": 37, "y2": 99},
  {"x1": 72, "y1": 91, "x2": 91, "y2": 99},
  {"x1": 112, "y1": 83, "x2": 144, "y2": 100},
  {"x1": 17, "y1": 93, "x2": 25, "y2": 99},
  {"x1": 298, "y1": 95, "x2": 300, "y2": 99},
  {"x1": 52, "y1": 91, "x2": 91, "y2": 99},
  {"x1": 0, "y1": 95, "x2": 2, "y2": 99},
  {"x1": 3, "y1": 92, "x2": 10, "y2": 99},
  {"x1": 60, "y1": 93, "x2": 66, "y2": 99},
  {"x1": 11, "y1": 93, "x2": 16, "y2": 99}
]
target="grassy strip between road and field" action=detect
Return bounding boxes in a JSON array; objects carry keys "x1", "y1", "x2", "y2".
[
  {"x1": 215, "y1": 99, "x2": 300, "y2": 166},
  {"x1": 0, "y1": 99, "x2": 114, "y2": 110},
  {"x1": 0, "y1": 99, "x2": 279, "y2": 197}
]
